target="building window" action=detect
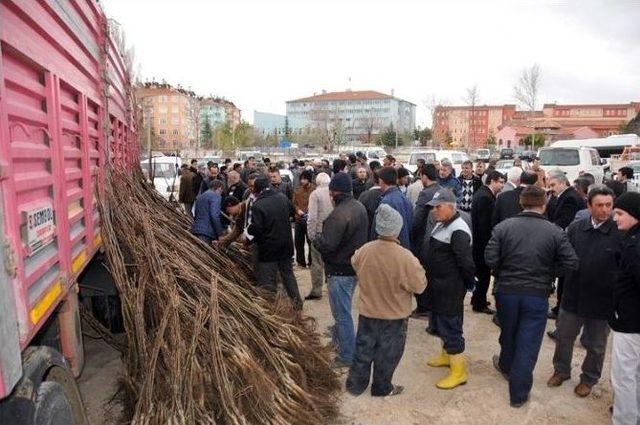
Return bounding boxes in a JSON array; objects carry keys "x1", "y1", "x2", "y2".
[
  {"x1": 172, "y1": 129, "x2": 179, "y2": 135},
  {"x1": 159, "y1": 129, "x2": 166, "y2": 135}
]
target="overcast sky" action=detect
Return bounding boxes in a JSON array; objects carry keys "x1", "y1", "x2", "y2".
[{"x1": 104, "y1": 0, "x2": 640, "y2": 126}]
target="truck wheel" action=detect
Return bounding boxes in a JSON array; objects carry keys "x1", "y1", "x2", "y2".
[{"x1": 33, "y1": 381, "x2": 74, "y2": 425}]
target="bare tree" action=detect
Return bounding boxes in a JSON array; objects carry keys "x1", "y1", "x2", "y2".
[
  {"x1": 358, "y1": 108, "x2": 382, "y2": 145},
  {"x1": 463, "y1": 85, "x2": 480, "y2": 149},
  {"x1": 514, "y1": 64, "x2": 541, "y2": 111},
  {"x1": 424, "y1": 94, "x2": 451, "y2": 147}
]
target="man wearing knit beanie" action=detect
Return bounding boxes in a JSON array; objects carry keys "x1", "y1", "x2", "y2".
[
  {"x1": 610, "y1": 191, "x2": 640, "y2": 424},
  {"x1": 347, "y1": 204, "x2": 426, "y2": 396},
  {"x1": 314, "y1": 171, "x2": 368, "y2": 368}
]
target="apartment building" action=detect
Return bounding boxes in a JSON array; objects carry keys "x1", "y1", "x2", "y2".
[{"x1": 286, "y1": 90, "x2": 416, "y2": 143}]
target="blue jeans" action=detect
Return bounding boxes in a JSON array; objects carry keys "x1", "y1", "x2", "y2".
[
  {"x1": 328, "y1": 275, "x2": 357, "y2": 364},
  {"x1": 496, "y1": 292, "x2": 548, "y2": 405},
  {"x1": 431, "y1": 313, "x2": 465, "y2": 354}
]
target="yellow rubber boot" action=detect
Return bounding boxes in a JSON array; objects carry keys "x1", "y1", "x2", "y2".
[
  {"x1": 436, "y1": 354, "x2": 467, "y2": 389},
  {"x1": 427, "y1": 349, "x2": 450, "y2": 368}
]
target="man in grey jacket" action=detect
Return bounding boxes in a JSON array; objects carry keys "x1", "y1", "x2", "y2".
[
  {"x1": 485, "y1": 186, "x2": 578, "y2": 408},
  {"x1": 306, "y1": 172, "x2": 333, "y2": 300}
]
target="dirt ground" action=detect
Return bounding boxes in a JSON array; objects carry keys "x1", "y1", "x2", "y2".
[{"x1": 78, "y1": 268, "x2": 613, "y2": 425}]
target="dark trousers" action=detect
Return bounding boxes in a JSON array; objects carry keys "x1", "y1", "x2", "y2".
[
  {"x1": 414, "y1": 283, "x2": 429, "y2": 313},
  {"x1": 471, "y1": 261, "x2": 491, "y2": 310},
  {"x1": 430, "y1": 313, "x2": 465, "y2": 354},
  {"x1": 256, "y1": 259, "x2": 303, "y2": 310},
  {"x1": 294, "y1": 221, "x2": 311, "y2": 267},
  {"x1": 195, "y1": 234, "x2": 212, "y2": 244},
  {"x1": 553, "y1": 308, "x2": 610, "y2": 386},
  {"x1": 496, "y1": 292, "x2": 548, "y2": 404},
  {"x1": 346, "y1": 316, "x2": 408, "y2": 396},
  {"x1": 183, "y1": 202, "x2": 194, "y2": 218}
]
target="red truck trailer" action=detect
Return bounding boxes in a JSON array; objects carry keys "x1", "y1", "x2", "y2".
[{"x1": 0, "y1": 1, "x2": 138, "y2": 423}]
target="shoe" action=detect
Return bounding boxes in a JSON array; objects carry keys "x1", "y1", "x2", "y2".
[
  {"x1": 492, "y1": 355, "x2": 508, "y2": 380},
  {"x1": 510, "y1": 397, "x2": 529, "y2": 408},
  {"x1": 428, "y1": 349, "x2": 450, "y2": 368},
  {"x1": 304, "y1": 294, "x2": 321, "y2": 300},
  {"x1": 547, "y1": 373, "x2": 570, "y2": 387},
  {"x1": 472, "y1": 306, "x2": 496, "y2": 315},
  {"x1": 425, "y1": 327, "x2": 439, "y2": 336},
  {"x1": 331, "y1": 358, "x2": 351, "y2": 369},
  {"x1": 548, "y1": 310, "x2": 558, "y2": 320},
  {"x1": 547, "y1": 330, "x2": 557, "y2": 340},
  {"x1": 386, "y1": 385, "x2": 404, "y2": 396},
  {"x1": 410, "y1": 309, "x2": 429, "y2": 318},
  {"x1": 436, "y1": 354, "x2": 467, "y2": 389},
  {"x1": 574, "y1": 382, "x2": 592, "y2": 397}
]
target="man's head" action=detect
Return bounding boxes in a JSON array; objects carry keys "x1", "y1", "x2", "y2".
[
  {"x1": 253, "y1": 176, "x2": 270, "y2": 195},
  {"x1": 328, "y1": 172, "x2": 352, "y2": 201},
  {"x1": 247, "y1": 156, "x2": 256, "y2": 168},
  {"x1": 190, "y1": 159, "x2": 198, "y2": 166},
  {"x1": 519, "y1": 185, "x2": 546, "y2": 214},
  {"x1": 475, "y1": 160, "x2": 486, "y2": 176},
  {"x1": 461, "y1": 160, "x2": 474, "y2": 179},
  {"x1": 356, "y1": 167, "x2": 368, "y2": 181},
  {"x1": 614, "y1": 191, "x2": 640, "y2": 231},
  {"x1": 333, "y1": 158, "x2": 348, "y2": 174},
  {"x1": 574, "y1": 177, "x2": 591, "y2": 198},
  {"x1": 180, "y1": 164, "x2": 189, "y2": 172},
  {"x1": 417, "y1": 158, "x2": 426, "y2": 168},
  {"x1": 268, "y1": 167, "x2": 281, "y2": 184},
  {"x1": 420, "y1": 164, "x2": 438, "y2": 185},
  {"x1": 587, "y1": 186, "x2": 614, "y2": 224},
  {"x1": 300, "y1": 169, "x2": 314, "y2": 186},
  {"x1": 378, "y1": 166, "x2": 398, "y2": 192},
  {"x1": 506, "y1": 166, "x2": 523, "y2": 186},
  {"x1": 247, "y1": 173, "x2": 260, "y2": 193},
  {"x1": 532, "y1": 156, "x2": 541, "y2": 169},
  {"x1": 209, "y1": 179, "x2": 224, "y2": 194},
  {"x1": 547, "y1": 169, "x2": 570, "y2": 196},
  {"x1": 486, "y1": 170, "x2": 505, "y2": 194},
  {"x1": 618, "y1": 167, "x2": 634, "y2": 183},
  {"x1": 397, "y1": 167, "x2": 410, "y2": 187},
  {"x1": 227, "y1": 170, "x2": 240, "y2": 186},
  {"x1": 369, "y1": 160, "x2": 382, "y2": 174},
  {"x1": 383, "y1": 154, "x2": 395, "y2": 167},
  {"x1": 427, "y1": 189, "x2": 457, "y2": 222},
  {"x1": 263, "y1": 157, "x2": 271, "y2": 166},
  {"x1": 222, "y1": 195, "x2": 242, "y2": 216},
  {"x1": 375, "y1": 204, "x2": 403, "y2": 239},
  {"x1": 439, "y1": 159, "x2": 453, "y2": 179},
  {"x1": 316, "y1": 172, "x2": 331, "y2": 188},
  {"x1": 513, "y1": 157, "x2": 522, "y2": 168},
  {"x1": 224, "y1": 158, "x2": 231, "y2": 165},
  {"x1": 209, "y1": 165, "x2": 219, "y2": 177},
  {"x1": 348, "y1": 154, "x2": 357, "y2": 165},
  {"x1": 520, "y1": 170, "x2": 539, "y2": 186}
]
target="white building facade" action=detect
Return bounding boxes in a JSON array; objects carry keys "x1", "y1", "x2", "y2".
[{"x1": 286, "y1": 90, "x2": 416, "y2": 143}]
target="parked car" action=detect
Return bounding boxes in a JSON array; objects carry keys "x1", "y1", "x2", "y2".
[
  {"x1": 519, "y1": 150, "x2": 537, "y2": 162},
  {"x1": 495, "y1": 159, "x2": 530, "y2": 176},
  {"x1": 141, "y1": 156, "x2": 182, "y2": 200},
  {"x1": 475, "y1": 148, "x2": 491, "y2": 162},
  {"x1": 500, "y1": 148, "x2": 515, "y2": 159}
]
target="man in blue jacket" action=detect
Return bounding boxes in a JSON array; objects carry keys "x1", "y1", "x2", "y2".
[
  {"x1": 191, "y1": 179, "x2": 225, "y2": 244},
  {"x1": 437, "y1": 159, "x2": 462, "y2": 202},
  {"x1": 371, "y1": 167, "x2": 413, "y2": 250}
]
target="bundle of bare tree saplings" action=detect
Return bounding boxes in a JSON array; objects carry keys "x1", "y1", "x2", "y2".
[{"x1": 98, "y1": 170, "x2": 340, "y2": 424}]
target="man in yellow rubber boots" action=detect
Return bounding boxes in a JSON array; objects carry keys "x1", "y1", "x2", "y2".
[{"x1": 420, "y1": 188, "x2": 475, "y2": 389}]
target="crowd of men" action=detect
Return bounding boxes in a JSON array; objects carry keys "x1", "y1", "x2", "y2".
[{"x1": 177, "y1": 152, "x2": 640, "y2": 422}]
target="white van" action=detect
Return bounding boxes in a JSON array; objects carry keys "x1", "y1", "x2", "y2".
[
  {"x1": 537, "y1": 146, "x2": 603, "y2": 184},
  {"x1": 140, "y1": 156, "x2": 182, "y2": 200},
  {"x1": 405, "y1": 150, "x2": 469, "y2": 176}
]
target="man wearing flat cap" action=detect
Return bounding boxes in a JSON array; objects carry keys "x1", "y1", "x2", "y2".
[{"x1": 420, "y1": 188, "x2": 475, "y2": 390}]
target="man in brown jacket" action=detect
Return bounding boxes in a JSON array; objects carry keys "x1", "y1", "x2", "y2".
[
  {"x1": 178, "y1": 164, "x2": 196, "y2": 218},
  {"x1": 346, "y1": 204, "x2": 427, "y2": 397},
  {"x1": 293, "y1": 169, "x2": 316, "y2": 267}
]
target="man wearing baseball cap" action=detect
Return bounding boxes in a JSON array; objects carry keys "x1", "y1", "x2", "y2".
[
  {"x1": 421, "y1": 188, "x2": 475, "y2": 390},
  {"x1": 610, "y1": 191, "x2": 640, "y2": 424}
]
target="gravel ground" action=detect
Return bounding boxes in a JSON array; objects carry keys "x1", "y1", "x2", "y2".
[{"x1": 78, "y1": 267, "x2": 613, "y2": 425}]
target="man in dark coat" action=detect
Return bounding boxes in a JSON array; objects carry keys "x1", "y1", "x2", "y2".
[
  {"x1": 247, "y1": 177, "x2": 302, "y2": 309},
  {"x1": 492, "y1": 171, "x2": 538, "y2": 228},
  {"x1": 547, "y1": 168, "x2": 587, "y2": 318},
  {"x1": 606, "y1": 166, "x2": 633, "y2": 198},
  {"x1": 225, "y1": 170, "x2": 248, "y2": 200},
  {"x1": 610, "y1": 192, "x2": 640, "y2": 424},
  {"x1": 191, "y1": 179, "x2": 225, "y2": 244},
  {"x1": 314, "y1": 173, "x2": 369, "y2": 368},
  {"x1": 458, "y1": 160, "x2": 483, "y2": 213},
  {"x1": 548, "y1": 186, "x2": 622, "y2": 397},
  {"x1": 421, "y1": 189, "x2": 475, "y2": 390},
  {"x1": 470, "y1": 170, "x2": 505, "y2": 314},
  {"x1": 179, "y1": 164, "x2": 196, "y2": 218},
  {"x1": 485, "y1": 186, "x2": 578, "y2": 408},
  {"x1": 359, "y1": 171, "x2": 383, "y2": 242},
  {"x1": 352, "y1": 166, "x2": 370, "y2": 200}
]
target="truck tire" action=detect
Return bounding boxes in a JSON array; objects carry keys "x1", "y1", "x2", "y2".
[{"x1": 33, "y1": 381, "x2": 74, "y2": 425}]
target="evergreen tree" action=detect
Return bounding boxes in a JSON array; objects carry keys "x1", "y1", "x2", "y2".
[{"x1": 200, "y1": 116, "x2": 213, "y2": 149}]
